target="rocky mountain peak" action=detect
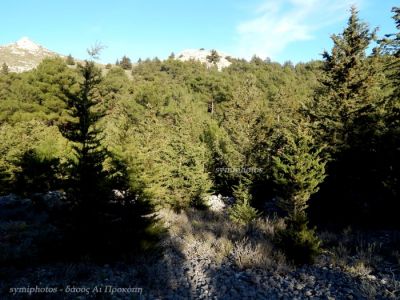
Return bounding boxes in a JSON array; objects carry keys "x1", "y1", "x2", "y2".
[
  {"x1": 0, "y1": 37, "x2": 58, "y2": 72},
  {"x1": 15, "y1": 37, "x2": 42, "y2": 52}
]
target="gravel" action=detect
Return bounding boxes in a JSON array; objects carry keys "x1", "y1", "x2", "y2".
[
  {"x1": 1, "y1": 243, "x2": 399, "y2": 300},
  {"x1": 1, "y1": 194, "x2": 399, "y2": 299}
]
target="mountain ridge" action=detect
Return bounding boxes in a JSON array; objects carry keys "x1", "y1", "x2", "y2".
[
  {"x1": 0, "y1": 37, "x2": 60, "y2": 72},
  {"x1": 0, "y1": 37, "x2": 233, "y2": 73}
]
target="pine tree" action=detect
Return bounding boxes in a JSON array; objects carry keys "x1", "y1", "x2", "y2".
[{"x1": 1, "y1": 62, "x2": 9, "y2": 75}]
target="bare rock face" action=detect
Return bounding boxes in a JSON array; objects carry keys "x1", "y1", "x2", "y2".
[
  {"x1": 176, "y1": 49, "x2": 233, "y2": 71},
  {"x1": 15, "y1": 37, "x2": 42, "y2": 52},
  {"x1": 0, "y1": 37, "x2": 59, "y2": 72}
]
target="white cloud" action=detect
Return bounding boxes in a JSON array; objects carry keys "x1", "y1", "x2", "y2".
[{"x1": 235, "y1": 0, "x2": 363, "y2": 60}]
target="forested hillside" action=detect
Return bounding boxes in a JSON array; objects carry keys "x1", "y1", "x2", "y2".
[{"x1": 1, "y1": 6, "x2": 400, "y2": 299}]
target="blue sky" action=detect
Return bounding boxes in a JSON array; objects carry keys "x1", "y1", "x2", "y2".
[{"x1": 1, "y1": 0, "x2": 398, "y2": 64}]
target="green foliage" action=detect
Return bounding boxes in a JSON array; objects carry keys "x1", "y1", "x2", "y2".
[
  {"x1": 58, "y1": 57, "x2": 160, "y2": 257},
  {"x1": 276, "y1": 212, "x2": 321, "y2": 265},
  {"x1": 309, "y1": 6, "x2": 382, "y2": 154},
  {"x1": 0, "y1": 58, "x2": 77, "y2": 125},
  {"x1": 60, "y1": 60, "x2": 107, "y2": 201},
  {"x1": 304, "y1": 7, "x2": 393, "y2": 226},
  {"x1": 1, "y1": 62, "x2": 9, "y2": 75},
  {"x1": 229, "y1": 182, "x2": 261, "y2": 225},
  {"x1": 13, "y1": 149, "x2": 61, "y2": 196},
  {"x1": 207, "y1": 49, "x2": 221, "y2": 64},
  {"x1": 66, "y1": 54, "x2": 75, "y2": 65},
  {"x1": 119, "y1": 55, "x2": 132, "y2": 70},
  {"x1": 377, "y1": 7, "x2": 400, "y2": 216},
  {"x1": 202, "y1": 120, "x2": 241, "y2": 193},
  {"x1": 271, "y1": 125, "x2": 325, "y2": 264},
  {"x1": 0, "y1": 6, "x2": 399, "y2": 260},
  {"x1": 0, "y1": 120, "x2": 69, "y2": 195},
  {"x1": 272, "y1": 126, "x2": 326, "y2": 217}
]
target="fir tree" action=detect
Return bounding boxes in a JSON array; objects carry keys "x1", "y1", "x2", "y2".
[
  {"x1": 66, "y1": 54, "x2": 75, "y2": 65},
  {"x1": 378, "y1": 7, "x2": 400, "y2": 209},
  {"x1": 59, "y1": 46, "x2": 159, "y2": 257},
  {"x1": 380, "y1": 7, "x2": 400, "y2": 127},
  {"x1": 60, "y1": 59, "x2": 106, "y2": 208},
  {"x1": 119, "y1": 55, "x2": 132, "y2": 70},
  {"x1": 272, "y1": 126, "x2": 326, "y2": 218},
  {"x1": 272, "y1": 125, "x2": 326, "y2": 264},
  {"x1": 228, "y1": 180, "x2": 261, "y2": 225},
  {"x1": 309, "y1": 6, "x2": 380, "y2": 154},
  {"x1": 306, "y1": 6, "x2": 385, "y2": 226},
  {"x1": 207, "y1": 49, "x2": 221, "y2": 64},
  {"x1": 1, "y1": 62, "x2": 9, "y2": 75}
]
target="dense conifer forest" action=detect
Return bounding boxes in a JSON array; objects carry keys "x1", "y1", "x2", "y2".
[{"x1": 1, "y1": 6, "x2": 400, "y2": 299}]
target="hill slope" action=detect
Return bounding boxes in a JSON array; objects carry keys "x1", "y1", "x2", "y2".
[{"x1": 0, "y1": 37, "x2": 60, "y2": 72}]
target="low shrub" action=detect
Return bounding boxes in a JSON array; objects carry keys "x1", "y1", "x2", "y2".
[
  {"x1": 275, "y1": 213, "x2": 321, "y2": 265},
  {"x1": 228, "y1": 182, "x2": 261, "y2": 225}
]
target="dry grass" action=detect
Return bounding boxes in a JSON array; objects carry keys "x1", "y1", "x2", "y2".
[
  {"x1": 157, "y1": 207, "x2": 288, "y2": 270},
  {"x1": 330, "y1": 242, "x2": 350, "y2": 267},
  {"x1": 346, "y1": 260, "x2": 373, "y2": 277},
  {"x1": 251, "y1": 216, "x2": 285, "y2": 239},
  {"x1": 232, "y1": 237, "x2": 273, "y2": 269},
  {"x1": 214, "y1": 237, "x2": 234, "y2": 264},
  {"x1": 321, "y1": 228, "x2": 386, "y2": 275}
]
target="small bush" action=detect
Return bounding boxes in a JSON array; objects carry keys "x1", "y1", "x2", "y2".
[
  {"x1": 232, "y1": 237, "x2": 273, "y2": 269},
  {"x1": 275, "y1": 213, "x2": 321, "y2": 265},
  {"x1": 228, "y1": 182, "x2": 261, "y2": 225},
  {"x1": 229, "y1": 200, "x2": 261, "y2": 226},
  {"x1": 214, "y1": 237, "x2": 233, "y2": 263}
]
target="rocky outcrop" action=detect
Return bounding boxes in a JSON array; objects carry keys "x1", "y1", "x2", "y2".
[{"x1": 176, "y1": 49, "x2": 233, "y2": 70}]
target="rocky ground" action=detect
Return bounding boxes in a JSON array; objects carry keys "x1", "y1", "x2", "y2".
[
  {"x1": 0, "y1": 193, "x2": 399, "y2": 299},
  {"x1": 1, "y1": 238, "x2": 399, "y2": 299}
]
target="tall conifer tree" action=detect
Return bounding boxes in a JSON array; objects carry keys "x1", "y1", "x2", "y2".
[
  {"x1": 310, "y1": 6, "x2": 380, "y2": 154},
  {"x1": 59, "y1": 46, "x2": 159, "y2": 257}
]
